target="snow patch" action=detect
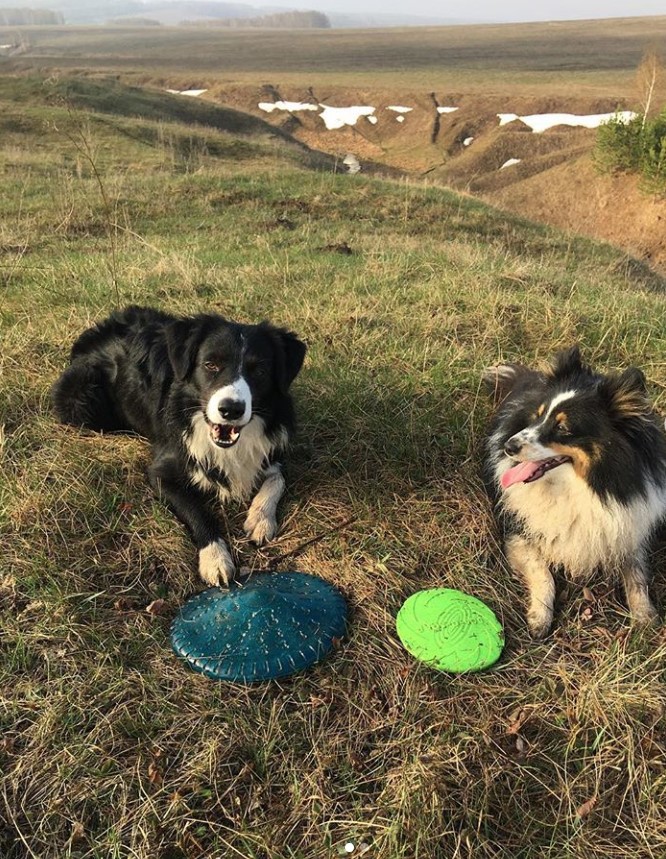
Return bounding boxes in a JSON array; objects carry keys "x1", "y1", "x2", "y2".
[
  {"x1": 166, "y1": 88, "x2": 208, "y2": 97},
  {"x1": 258, "y1": 100, "x2": 318, "y2": 113},
  {"x1": 396, "y1": 115, "x2": 405, "y2": 123},
  {"x1": 463, "y1": 136, "x2": 474, "y2": 146},
  {"x1": 343, "y1": 154, "x2": 361, "y2": 174},
  {"x1": 500, "y1": 158, "x2": 522, "y2": 169},
  {"x1": 497, "y1": 111, "x2": 637, "y2": 133},
  {"x1": 387, "y1": 105, "x2": 413, "y2": 113},
  {"x1": 437, "y1": 107, "x2": 459, "y2": 114},
  {"x1": 367, "y1": 116, "x2": 378, "y2": 125},
  {"x1": 319, "y1": 104, "x2": 376, "y2": 130}
]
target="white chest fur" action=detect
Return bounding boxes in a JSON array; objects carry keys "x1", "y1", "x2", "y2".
[
  {"x1": 496, "y1": 461, "x2": 666, "y2": 576},
  {"x1": 184, "y1": 413, "x2": 286, "y2": 502}
]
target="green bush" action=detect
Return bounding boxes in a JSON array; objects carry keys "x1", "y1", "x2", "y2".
[{"x1": 595, "y1": 109, "x2": 666, "y2": 194}]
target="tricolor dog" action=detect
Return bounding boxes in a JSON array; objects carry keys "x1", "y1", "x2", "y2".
[
  {"x1": 483, "y1": 346, "x2": 666, "y2": 637},
  {"x1": 53, "y1": 305, "x2": 306, "y2": 586}
]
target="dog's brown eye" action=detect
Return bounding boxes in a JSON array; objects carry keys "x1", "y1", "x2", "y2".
[{"x1": 204, "y1": 361, "x2": 221, "y2": 373}]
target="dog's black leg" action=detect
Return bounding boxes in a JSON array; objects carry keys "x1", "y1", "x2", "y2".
[
  {"x1": 505, "y1": 534, "x2": 555, "y2": 638},
  {"x1": 148, "y1": 451, "x2": 236, "y2": 587},
  {"x1": 621, "y1": 553, "x2": 659, "y2": 625}
]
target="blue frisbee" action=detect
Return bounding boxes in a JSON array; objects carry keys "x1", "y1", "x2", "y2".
[{"x1": 171, "y1": 571, "x2": 348, "y2": 682}]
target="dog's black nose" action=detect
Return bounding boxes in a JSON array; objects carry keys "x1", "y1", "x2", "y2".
[
  {"x1": 218, "y1": 400, "x2": 245, "y2": 421},
  {"x1": 504, "y1": 436, "x2": 522, "y2": 457}
]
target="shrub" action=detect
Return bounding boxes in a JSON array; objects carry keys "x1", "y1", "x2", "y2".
[{"x1": 595, "y1": 109, "x2": 666, "y2": 194}]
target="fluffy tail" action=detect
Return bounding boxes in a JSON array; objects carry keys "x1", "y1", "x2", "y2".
[{"x1": 52, "y1": 360, "x2": 128, "y2": 433}]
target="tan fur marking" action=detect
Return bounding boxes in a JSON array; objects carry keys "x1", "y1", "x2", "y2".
[
  {"x1": 555, "y1": 411, "x2": 568, "y2": 428},
  {"x1": 549, "y1": 441, "x2": 598, "y2": 479},
  {"x1": 612, "y1": 389, "x2": 651, "y2": 419},
  {"x1": 537, "y1": 403, "x2": 545, "y2": 417}
]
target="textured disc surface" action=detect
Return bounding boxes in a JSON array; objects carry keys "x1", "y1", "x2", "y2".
[
  {"x1": 396, "y1": 588, "x2": 504, "y2": 673},
  {"x1": 171, "y1": 572, "x2": 348, "y2": 682}
]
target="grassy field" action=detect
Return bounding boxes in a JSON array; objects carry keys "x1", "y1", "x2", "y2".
[
  {"x1": 2, "y1": 16, "x2": 666, "y2": 94},
  {"x1": 2, "y1": 76, "x2": 666, "y2": 859}
]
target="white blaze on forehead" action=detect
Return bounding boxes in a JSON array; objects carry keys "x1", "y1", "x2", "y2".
[
  {"x1": 505, "y1": 390, "x2": 578, "y2": 451},
  {"x1": 206, "y1": 377, "x2": 252, "y2": 425},
  {"x1": 542, "y1": 390, "x2": 577, "y2": 422}
]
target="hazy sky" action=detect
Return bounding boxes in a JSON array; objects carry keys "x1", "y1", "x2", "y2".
[{"x1": 320, "y1": 0, "x2": 666, "y2": 21}]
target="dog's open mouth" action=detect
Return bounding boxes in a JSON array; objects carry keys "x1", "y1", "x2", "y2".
[
  {"x1": 501, "y1": 455, "x2": 571, "y2": 489},
  {"x1": 207, "y1": 421, "x2": 242, "y2": 448}
]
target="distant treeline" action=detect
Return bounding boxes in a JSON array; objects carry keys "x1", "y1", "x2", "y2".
[
  {"x1": 0, "y1": 7, "x2": 63, "y2": 23},
  {"x1": 185, "y1": 10, "x2": 331, "y2": 29},
  {"x1": 107, "y1": 16, "x2": 162, "y2": 26}
]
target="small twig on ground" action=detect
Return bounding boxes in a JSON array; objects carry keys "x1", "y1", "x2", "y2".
[{"x1": 264, "y1": 516, "x2": 357, "y2": 568}]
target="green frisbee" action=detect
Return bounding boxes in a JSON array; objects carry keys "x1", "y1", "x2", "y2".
[{"x1": 396, "y1": 588, "x2": 504, "y2": 673}]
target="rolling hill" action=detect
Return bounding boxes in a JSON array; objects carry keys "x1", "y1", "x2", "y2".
[{"x1": 1, "y1": 72, "x2": 666, "y2": 859}]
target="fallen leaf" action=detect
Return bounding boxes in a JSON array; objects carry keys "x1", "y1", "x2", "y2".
[
  {"x1": 576, "y1": 795, "x2": 597, "y2": 819},
  {"x1": 507, "y1": 707, "x2": 529, "y2": 735},
  {"x1": 145, "y1": 599, "x2": 168, "y2": 616},
  {"x1": 1, "y1": 736, "x2": 15, "y2": 754},
  {"x1": 114, "y1": 597, "x2": 133, "y2": 611},
  {"x1": 147, "y1": 761, "x2": 162, "y2": 786},
  {"x1": 515, "y1": 735, "x2": 527, "y2": 753},
  {"x1": 70, "y1": 822, "x2": 85, "y2": 842},
  {"x1": 582, "y1": 587, "x2": 595, "y2": 602},
  {"x1": 580, "y1": 606, "x2": 594, "y2": 622}
]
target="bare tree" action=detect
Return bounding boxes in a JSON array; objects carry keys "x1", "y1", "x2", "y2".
[{"x1": 636, "y1": 47, "x2": 664, "y2": 128}]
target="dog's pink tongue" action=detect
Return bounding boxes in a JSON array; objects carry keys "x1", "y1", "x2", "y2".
[{"x1": 501, "y1": 460, "x2": 541, "y2": 489}]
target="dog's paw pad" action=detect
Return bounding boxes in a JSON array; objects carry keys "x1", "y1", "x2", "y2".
[
  {"x1": 199, "y1": 540, "x2": 235, "y2": 587},
  {"x1": 243, "y1": 511, "x2": 277, "y2": 546}
]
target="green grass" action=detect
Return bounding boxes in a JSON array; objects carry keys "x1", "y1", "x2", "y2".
[{"x1": 2, "y1": 75, "x2": 666, "y2": 859}]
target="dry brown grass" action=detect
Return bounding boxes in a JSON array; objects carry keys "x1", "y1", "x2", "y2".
[{"x1": 2, "y1": 81, "x2": 666, "y2": 859}]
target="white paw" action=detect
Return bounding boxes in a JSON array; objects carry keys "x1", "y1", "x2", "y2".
[
  {"x1": 243, "y1": 508, "x2": 277, "y2": 546},
  {"x1": 527, "y1": 609, "x2": 552, "y2": 640},
  {"x1": 632, "y1": 603, "x2": 659, "y2": 626},
  {"x1": 199, "y1": 540, "x2": 235, "y2": 587}
]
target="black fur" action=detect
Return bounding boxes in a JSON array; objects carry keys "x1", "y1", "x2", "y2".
[
  {"x1": 52, "y1": 305, "x2": 306, "y2": 578},
  {"x1": 484, "y1": 346, "x2": 666, "y2": 504},
  {"x1": 483, "y1": 347, "x2": 666, "y2": 636}
]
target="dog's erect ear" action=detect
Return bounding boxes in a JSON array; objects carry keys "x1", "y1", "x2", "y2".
[
  {"x1": 600, "y1": 366, "x2": 651, "y2": 421},
  {"x1": 166, "y1": 318, "x2": 205, "y2": 382},
  {"x1": 548, "y1": 345, "x2": 586, "y2": 380},
  {"x1": 268, "y1": 326, "x2": 307, "y2": 393},
  {"x1": 482, "y1": 363, "x2": 526, "y2": 404}
]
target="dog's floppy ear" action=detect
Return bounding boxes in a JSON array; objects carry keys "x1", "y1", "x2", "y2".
[
  {"x1": 482, "y1": 363, "x2": 527, "y2": 404},
  {"x1": 599, "y1": 365, "x2": 652, "y2": 421},
  {"x1": 548, "y1": 345, "x2": 586, "y2": 380},
  {"x1": 166, "y1": 317, "x2": 206, "y2": 382},
  {"x1": 268, "y1": 325, "x2": 307, "y2": 393}
]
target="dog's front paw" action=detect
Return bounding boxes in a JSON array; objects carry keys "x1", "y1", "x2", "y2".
[
  {"x1": 199, "y1": 540, "x2": 236, "y2": 587},
  {"x1": 527, "y1": 610, "x2": 552, "y2": 640},
  {"x1": 243, "y1": 508, "x2": 277, "y2": 546},
  {"x1": 632, "y1": 603, "x2": 659, "y2": 626}
]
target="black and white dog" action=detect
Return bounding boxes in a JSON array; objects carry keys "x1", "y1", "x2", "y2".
[
  {"x1": 483, "y1": 346, "x2": 666, "y2": 638},
  {"x1": 52, "y1": 305, "x2": 306, "y2": 587}
]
